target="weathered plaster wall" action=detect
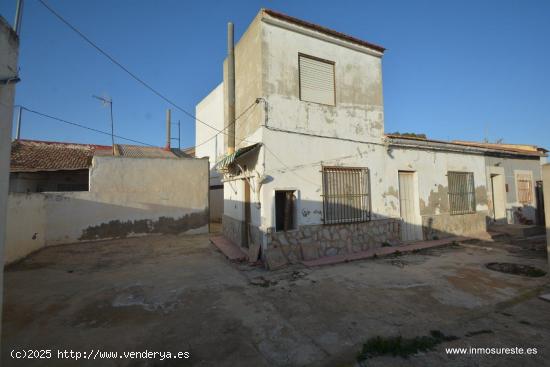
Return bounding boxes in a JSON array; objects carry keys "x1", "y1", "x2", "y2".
[
  {"x1": 223, "y1": 12, "x2": 264, "y2": 151},
  {"x1": 259, "y1": 130, "x2": 489, "y2": 242},
  {"x1": 261, "y1": 15, "x2": 384, "y2": 142},
  {"x1": 485, "y1": 156, "x2": 542, "y2": 224},
  {"x1": 5, "y1": 156, "x2": 209, "y2": 264}
]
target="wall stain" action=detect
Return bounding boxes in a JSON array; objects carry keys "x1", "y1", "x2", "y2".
[
  {"x1": 420, "y1": 185, "x2": 449, "y2": 215},
  {"x1": 475, "y1": 186, "x2": 488, "y2": 206},
  {"x1": 382, "y1": 186, "x2": 398, "y2": 199},
  {"x1": 79, "y1": 211, "x2": 208, "y2": 241}
]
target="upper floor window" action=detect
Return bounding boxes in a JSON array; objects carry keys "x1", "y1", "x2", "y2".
[
  {"x1": 299, "y1": 54, "x2": 335, "y2": 106},
  {"x1": 447, "y1": 171, "x2": 476, "y2": 215}
]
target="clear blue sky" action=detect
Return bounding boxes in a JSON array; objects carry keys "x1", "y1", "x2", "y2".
[{"x1": 1, "y1": 0, "x2": 549, "y2": 149}]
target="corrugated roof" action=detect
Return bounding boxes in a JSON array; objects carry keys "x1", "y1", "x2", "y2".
[
  {"x1": 262, "y1": 9, "x2": 385, "y2": 53},
  {"x1": 114, "y1": 144, "x2": 192, "y2": 158},
  {"x1": 10, "y1": 139, "x2": 111, "y2": 172}
]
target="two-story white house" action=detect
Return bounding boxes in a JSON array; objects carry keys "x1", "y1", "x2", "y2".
[{"x1": 196, "y1": 9, "x2": 546, "y2": 269}]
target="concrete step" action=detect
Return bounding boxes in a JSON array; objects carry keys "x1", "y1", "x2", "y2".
[
  {"x1": 302, "y1": 236, "x2": 472, "y2": 268},
  {"x1": 210, "y1": 236, "x2": 247, "y2": 262}
]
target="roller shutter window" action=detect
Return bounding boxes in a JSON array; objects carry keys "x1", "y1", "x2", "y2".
[{"x1": 299, "y1": 54, "x2": 335, "y2": 106}]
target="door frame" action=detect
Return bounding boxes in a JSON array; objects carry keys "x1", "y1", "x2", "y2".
[{"x1": 397, "y1": 171, "x2": 423, "y2": 242}]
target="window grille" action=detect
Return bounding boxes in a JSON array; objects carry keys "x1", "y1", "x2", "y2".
[
  {"x1": 321, "y1": 166, "x2": 370, "y2": 224},
  {"x1": 448, "y1": 171, "x2": 476, "y2": 215}
]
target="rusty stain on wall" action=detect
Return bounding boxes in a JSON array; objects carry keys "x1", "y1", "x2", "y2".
[{"x1": 80, "y1": 211, "x2": 208, "y2": 241}]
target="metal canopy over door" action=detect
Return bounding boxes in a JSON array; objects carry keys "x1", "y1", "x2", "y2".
[{"x1": 398, "y1": 172, "x2": 423, "y2": 242}]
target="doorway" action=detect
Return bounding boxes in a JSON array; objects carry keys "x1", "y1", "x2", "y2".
[
  {"x1": 398, "y1": 171, "x2": 423, "y2": 242},
  {"x1": 490, "y1": 174, "x2": 506, "y2": 222}
]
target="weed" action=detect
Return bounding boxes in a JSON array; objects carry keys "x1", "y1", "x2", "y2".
[{"x1": 357, "y1": 330, "x2": 458, "y2": 362}]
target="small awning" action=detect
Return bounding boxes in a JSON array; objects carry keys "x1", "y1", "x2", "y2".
[{"x1": 216, "y1": 143, "x2": 262, "y2": 171}]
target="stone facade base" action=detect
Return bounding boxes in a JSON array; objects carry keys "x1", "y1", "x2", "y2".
[
  {"x1": 222, "y1": 215, "x2": 246, "y2": 248},
  {"x1": 264, "y1": 218, "x2": 401, "y2": 270},
  {"x1": 421, "y1": 211, "x2": 488, "y2": 240}
]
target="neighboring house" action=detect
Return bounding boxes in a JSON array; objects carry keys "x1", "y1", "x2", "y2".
[
  {"x1": 195, "y1": 9, "x2": 547, "y2": 268},
  {"x1": 9, "y1": 140, "x2": 111, "y2": 193},
  {"x1": 9, "y1": 140, "x2": 192, "y2": 193},
  {"x1": 6, "y1": 139, "x2": 208, "y2": 264}
]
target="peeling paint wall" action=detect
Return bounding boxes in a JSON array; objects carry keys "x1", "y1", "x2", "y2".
[
  {"x1": 5, "y1": 156, "x2": 209, "y2": 264},
  {"x1": 484, "y1": 156, "x2": 542, "y2": 224},
  {"x1": 262, "y1": 15, "x2": 384, "y2": 142}
]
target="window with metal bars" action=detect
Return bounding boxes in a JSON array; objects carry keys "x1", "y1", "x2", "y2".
[
  {"x1": 447, "y1": 171, "x2": 476, "y2": 215},
  {"x1": 321, "y1": 166, "x2": 370, "y2": 224},
  {"x1": 516, "y1": 174, "x2": 533, "y2": 204}
]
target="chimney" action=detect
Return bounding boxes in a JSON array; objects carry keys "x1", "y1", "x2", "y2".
[
  {"x1": 165, "y1": 109, "x2": 171, "y2": 151},
  {"x1": 227, "y1": 22, "x2": 236, "y2": 154}
]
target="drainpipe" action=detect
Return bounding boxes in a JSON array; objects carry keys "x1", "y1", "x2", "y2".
[
  {"x1": 227, "y1": 22, "x2": 236, "y2": 154},
  {"x1": 165, "y1": 109, "x2": 171, "y2": 151}
]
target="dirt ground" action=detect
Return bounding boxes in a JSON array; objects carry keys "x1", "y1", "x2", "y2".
[{"x1": 2, "y1": 228, "x2": 550, "y2": 366}]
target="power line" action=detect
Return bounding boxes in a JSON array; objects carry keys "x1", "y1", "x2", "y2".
[
  {"x1": 194, "y1": 99, "x2": 259, "y2": 149},
  {"x1": 21, "y1": 106, "x2": 156, "y2": 147},
  {"x1": 35, "y1": 0, "x2": 307, "y2": 180},
  {"x1": 37, "y1": 0, "x2": 227, "y2": 136}
]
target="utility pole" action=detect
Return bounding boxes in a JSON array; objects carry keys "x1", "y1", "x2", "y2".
[
  {"x1": 227, "y1": 22, "x2": 236, "y2": 154},
  {"x1": 165, "y1": 109, "x2": 171, "y2": 151},
  {"x1": 14, "y1": 0, "x2": 24, "y2": 35},
  {"x1": 15, "y1": 106, "x2": 22, "y2": 140},
  {"x1": 93, "y1": 95, "x2": 114, "y2": 155}
]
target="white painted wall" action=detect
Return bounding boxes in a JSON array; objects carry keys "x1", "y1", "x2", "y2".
[
  {"x1": 262, "y1": 14, "x2": 385, "y2": 143},
  {"x1": 259, "y1": 129, "x2": 489, "y2": 233},
  {"x1": 5, "y1": 156, "x2": 209, "y2": 264},
  {"x1": 195, "y1": 83, "x2": 225, "y2": 185}
]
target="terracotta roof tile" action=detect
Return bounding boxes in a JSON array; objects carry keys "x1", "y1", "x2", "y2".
[
  {"x1": 262, "y1": 9, "x2": 385, "y2": 53},
  {"x1": 10, "y1": 140, "x2": 111, "y2": 172}
]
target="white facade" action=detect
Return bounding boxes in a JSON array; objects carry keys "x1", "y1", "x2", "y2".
[{"x1": 196, "y1": 9, "x2": 545, "y2": 266}]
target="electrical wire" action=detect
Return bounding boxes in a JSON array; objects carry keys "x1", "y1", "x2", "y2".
[
  {"x1": 21, "y1": 106, "x2": 156, "y2": 147},
  {"x1": 35, "y1": 0, "x2": 315, "y2": 185},
  {"x1": 37, "y1": 0, "x2": 231, "y2": 137}
]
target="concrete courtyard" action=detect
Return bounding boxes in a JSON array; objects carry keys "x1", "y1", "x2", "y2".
[{"x1": 2, "y1": 229, "x2": 549, "y2": 366}]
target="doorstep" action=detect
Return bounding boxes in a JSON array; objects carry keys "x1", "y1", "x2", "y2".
[
  {"x1": 302, "y1": 236, "x2": 473, "y2": 267},
  {"x1": 210, "y1": 236, "x2": 247, "y2": 262}
]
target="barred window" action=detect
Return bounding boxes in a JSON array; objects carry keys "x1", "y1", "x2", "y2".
[
  {"x1": 447, "y1": 172, "x2": 476, "y2": 215},
  {"x1": 516, "y1": 174, "x2": 533, "y2": 204},
  {"x1": 321, "y1": 167, "x2": 370, "y2": 224}
]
